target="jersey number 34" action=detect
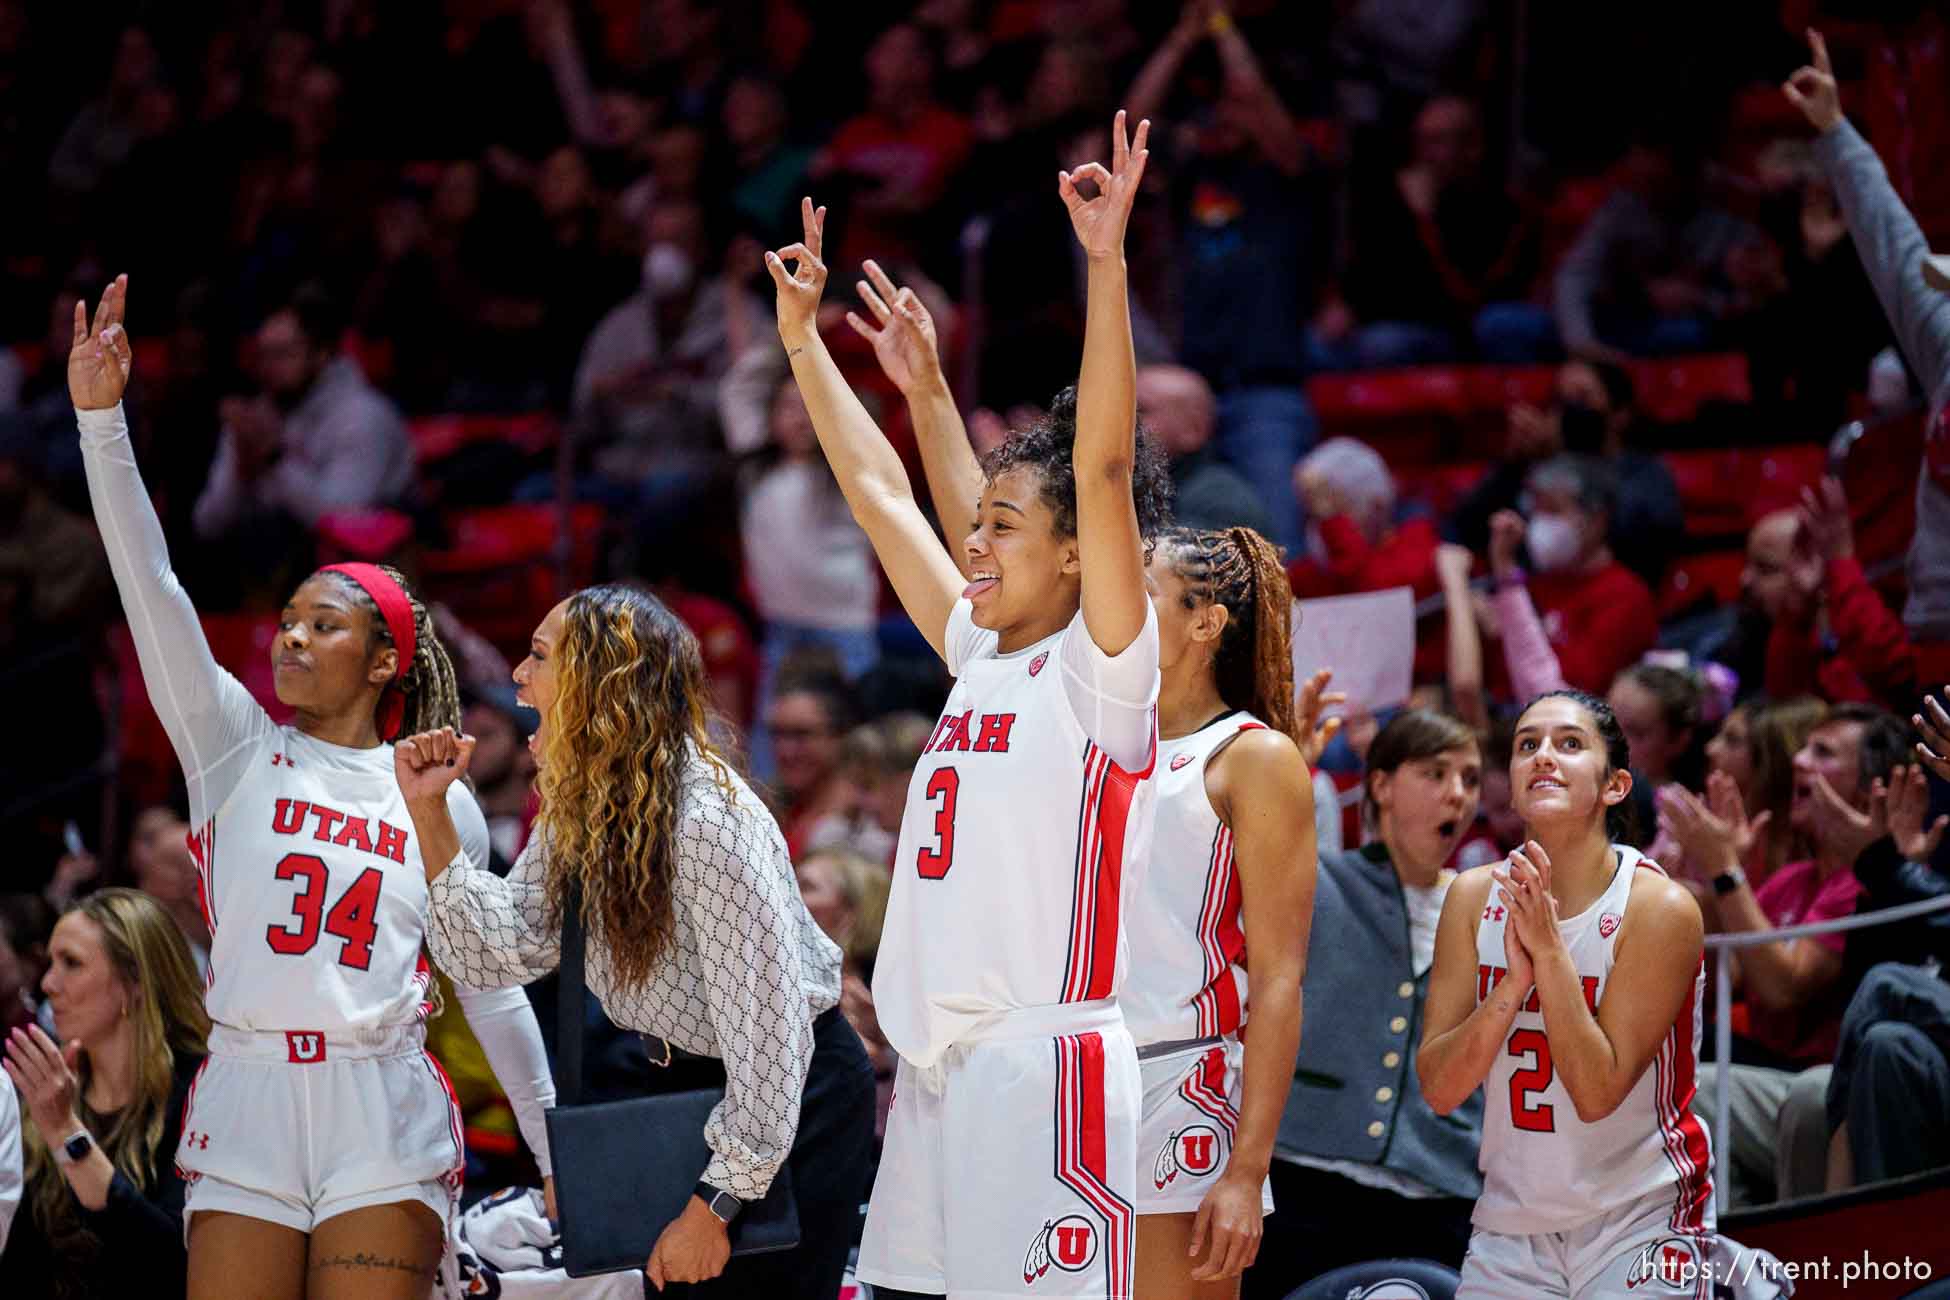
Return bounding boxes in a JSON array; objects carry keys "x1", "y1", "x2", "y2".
[{"x1": 265, "y1": 853, "x2": 384, "y2": 970}]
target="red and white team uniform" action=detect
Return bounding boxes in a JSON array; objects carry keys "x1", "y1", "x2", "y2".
[
  {"x1": 1461, "y1": 846, "x2": 1717, "y2": 1300},
  {"x1": 78, "y1": 403, "x2": 555, "y2": 1235},
  {"x1": 1121, "y1": 712, "x2": 1273, "y2": 1216},
  {"x1": 858, "y1": 598, "x2": 1159, "y2": 1300}
]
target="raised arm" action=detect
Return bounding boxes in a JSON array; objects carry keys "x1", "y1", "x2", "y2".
[
  {"x1": 1060, "y1": 111, "x2": 1154, "y2": 657},
  {"x1": 72, "y1": 276, "x2": 272, "y2": 814},
  {"x1": 766, "y1": 199, "x2": 965, "y2": 661},
  {"x1": 1791, "y1": 29, "x2": 1950, "y2": 389},
  {"x1": 848, "y1": 259, "x2": 985, "y2": 577}
]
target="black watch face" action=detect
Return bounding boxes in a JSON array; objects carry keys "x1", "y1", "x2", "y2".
[{"x1": 64, "y1": 1133, "x2": 91, "y2": 1159}]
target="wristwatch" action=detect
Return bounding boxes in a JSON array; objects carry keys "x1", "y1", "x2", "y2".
[
  {"x1": 694, "y1": 1181, "x2": 745, "y2": 1225},
  {"x1": 57, "y1": 1129, "x2": 93, "y2": 1165},
  {"x1": 1712, "y1": 866, "x2": 1747, "y2": 896}
]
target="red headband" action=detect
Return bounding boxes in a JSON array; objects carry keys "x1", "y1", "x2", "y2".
[{"x1": 321, "y1": 563, "x2": 417, "y2": 741}]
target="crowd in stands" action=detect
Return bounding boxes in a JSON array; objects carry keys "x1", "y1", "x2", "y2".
[{"x1": 7, "y1": 0, "x2": 1950, "y2": 1294}]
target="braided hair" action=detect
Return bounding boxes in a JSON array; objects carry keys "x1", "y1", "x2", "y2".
[
  {"x1": 320, "y1": 564, "x2": 463, "y2": 738},
  {"x1": 1158, "y1": 526, "x2": 1298, "y2": 742}
]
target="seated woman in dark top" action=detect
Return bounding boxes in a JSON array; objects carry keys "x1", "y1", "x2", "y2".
[{"x1": 2, "y1": 888, "x2": 209, "y2": 1300}]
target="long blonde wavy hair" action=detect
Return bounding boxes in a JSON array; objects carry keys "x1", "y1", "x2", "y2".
[
  {"x1": 535, "y1": 584, "x2": 735, "y2": 990},
  {"x1": 24, "y1": 890, "x2": 208, "y2": 1295}
]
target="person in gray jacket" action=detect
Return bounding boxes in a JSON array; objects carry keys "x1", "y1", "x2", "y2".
[
  {"x1": 1786, "y1": 29, "x2": 1950, "y2": 690},
  {"x1": 1243, "y1": 710, "x2": 1486, "y2": 1299}
]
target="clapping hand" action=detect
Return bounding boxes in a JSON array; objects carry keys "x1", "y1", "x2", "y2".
[
  {"x1": 1798, "y1": 476, "x2": 1854, "y2": 562},
  {"x1": 68, "y1": 275, "x2": 133, "y2": 411},
  {"x1": 1808, "y1": 770, "x2": 1887, "y2": 866},
  {"x1": 1493, "y1": 840, "x2": 1563, "y2": 970},
  {"x1": 394, "y1": 727, "x2": 477, "y2": 806},
  {"x1": 765, "y1": 197, "x2": 829, "y2": 338},
  {"x1": 1884, "y1": 764, "x2": 1948, "y2": 863},
  {"x1": 1783, "y1": 29, "x2": 1842, "y2": 134},
  {"x1": 1292, "y1": 668, "x2": 1345, "y2": 767},
  {"x1": 847, "y1": 260, "x2": 942, "y2": 396},
  {"x1": 1059, "y1": 109, "x2": 1150, "y2": 262},
  {"x1": 1914, "y1": 688, "x2": 1950, "y2": 782},
  {"x1": 4, "y1": 1025, "x2": 84, "y2": 1146}
]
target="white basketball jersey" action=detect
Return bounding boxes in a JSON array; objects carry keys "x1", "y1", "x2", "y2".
[
  {"x1": 1471, "y1": 845, "x2": 1714, "y2": 1237},
  {"x1": 1121, "y1": 712, "x2": 1262, "y2": 1046},
  {"x1": 187, "y1": 728, "x2": 489, "y2": 1035},
  {"x1": 873, "y1": 604, "x2": 1158, "y2": 1068}
]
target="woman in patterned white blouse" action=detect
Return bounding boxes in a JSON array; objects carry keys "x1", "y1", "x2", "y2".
[{"x1": 394, "y1": 584, "x2": 874, "y2": 1296}]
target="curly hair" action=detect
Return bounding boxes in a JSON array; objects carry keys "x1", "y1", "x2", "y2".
[
  {"x1": 533, "y1": 584, "x2": 735, "y2": 990},
  {"x1": 1157, "y1": 526, "x2": 1299, "y2": 742},
  {"x1": 979, "y1": 386, "x2": 1175, "y2": 551},
  {"x1": 320, "y1": 564, "x2": 462, "y2": 738}
]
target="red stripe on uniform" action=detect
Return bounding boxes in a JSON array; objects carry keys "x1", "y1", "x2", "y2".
[
  {"x1": 1052, "y1": 1034, "x2": 1134, "y2": 1298},
  {"x1": 1656, "y1": 978, "x2": 1713, "y2": 1232},
  {"x1": 413, "y1": 951, "x2": 436, "y2": 1022},
  {"x1": 422, "y1": 1051, "x2": 468, "y2": 1193},
  {"x1": 1062, "y1": 747, "x2": 1110, "y2": 1002},
  {"x1": 1178, "y1": 1046, "x2": 1239, "y2": 1140},
  {"x1": 1080, "y1": 762, "x2": 1140, "y2": 1002}
]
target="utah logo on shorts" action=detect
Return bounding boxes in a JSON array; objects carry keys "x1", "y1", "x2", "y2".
[
  {"x1": 1023, "y1": 1214, "x2": 1098, "y2": 1284},
  {"x1": 1152, "y1": 1124, "x2": 1221, "y2": 1189},
  {"x1": 1624, "y1": 1236, "x2": 1704, "y2": 1292},
  {"x1": 285, "y1": 1030, "x2": 327, "y2": 1063}
]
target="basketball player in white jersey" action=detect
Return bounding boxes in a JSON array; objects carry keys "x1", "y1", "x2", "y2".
[
  {"x1": 764, "y1": 109, "x2": 1171, "y2": 1299},
  {"x1": 1119, "y1": 527, "x2": 1315, "y2": 1298},
  {"x1": 1418, "y1": 691, "x2": 1719, "y2": 1299},
  {"x1": 853, "y1": 254, "x2": 1316, "y2": 1293},
  {"x1": 68, "y1": 279, "x2": 556, "y2": 1300}
]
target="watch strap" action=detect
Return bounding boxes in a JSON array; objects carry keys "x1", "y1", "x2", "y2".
[{"x1": 695, "y1": 1181, "x2": 745, "y2": 1225}]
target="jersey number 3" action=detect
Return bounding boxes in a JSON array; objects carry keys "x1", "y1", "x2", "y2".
[
  {"x1": 265, "y1": 853, "x2": 385, "y2": 970},
  {"x1": 915, "y1": 767, "x2": 960, "y2": 880},
  {"x1": 1507, "y1": 1027, "x2": 1556, "y2": 1132}
]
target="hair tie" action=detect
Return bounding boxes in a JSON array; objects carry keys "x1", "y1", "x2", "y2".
[{"x1": 320, "y1": 563, "x2": 417, "y2": 740}]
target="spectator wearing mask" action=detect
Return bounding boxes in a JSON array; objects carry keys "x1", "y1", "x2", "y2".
[
  {"x1": 1552, "y1": 136, "x2": 1761, "y2": 362},
  {"x1": 1485, "y1": 455, "x2": 1657, "y2": 699},
  {"x1": 1746, "y1": 485, "x2": 1920, "y2": 710},
  {"x1": 1290, "y1": 437, "x2": 1449, "y2": 685},
  {"x1": 1664, "y1": 705, "x2": 1912, "y2": 1206},
  {"x1": 1128, "y1": 0, "x2": 1326, "y2": 556},
  {"x1": 1311, "y1": 94, "x2": 1549, "y2": 369},
  {"x1": 1136, "y1": 363, "x2": 1276, "y2": 537},
  {"x1": 566, "y1": 199, "x2": 762, "y2": 528},
  {"x1": 1789, "y1": 30, "x2": 1950, "y2": 693},
  {"x1": 1450, "y1": 357, "x2": 1681, "y2": 586},
  {"x1": 811, "y1": 23, "x2": 973, "y2": 277},
  {"x1": 191, "y1": 284, "x2": 412, "y2": 570}
]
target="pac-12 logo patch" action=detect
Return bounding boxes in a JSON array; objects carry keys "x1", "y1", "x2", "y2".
[
  {"x1": 1153, "y1": 1124, "x2": 1222, "y2": 1188},
  {"x1": 1023, "y1": 1215, "x2": 1097, "y2": 1283},
  {"x1": 1599, "y1": 911, "x2": 1622, "y2": 939},
  {"x1": 1028, "y1": 652, "x2": 1049, "y2": 677},
  {"x1": 1169, "y1": 752, "x2": 1194, "y2": 772}
]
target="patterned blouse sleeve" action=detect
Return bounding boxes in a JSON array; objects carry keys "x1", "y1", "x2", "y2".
[
  {"x1": 426, "y1": 834, "x2": 561, "y2": 989},
  {"x1": 682, "y1": 789, "x2": 815, "y2": 1200}
]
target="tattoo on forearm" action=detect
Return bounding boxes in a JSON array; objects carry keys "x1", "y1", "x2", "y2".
[{"x1": 309, "y1": 1252, "x2": 437, "y2": 1279}]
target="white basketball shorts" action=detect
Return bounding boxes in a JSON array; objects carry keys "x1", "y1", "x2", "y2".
[
  {"x1": 856, "y1": 999, "x2": 1140, "y2": 1299},
  {"x1": 178, "y1": 1023, "x2": 464, "y2": 1236},
  {"x1": 1458, "y1": 1189, "x2": 1721, "y2": 1299},
  {"x1": 1135, "y1": 1036, "x2": 1273, "y2": 1217}
]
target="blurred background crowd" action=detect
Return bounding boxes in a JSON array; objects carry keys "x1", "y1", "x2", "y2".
[{"x1": 6, "y1": 0, "x2": 1950, "y2": 1291}]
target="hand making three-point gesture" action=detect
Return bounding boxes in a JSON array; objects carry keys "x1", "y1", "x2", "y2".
[
  {"x1": 1059, "y1": 109, "x2": 1151, "y2": 262},
  {"x1": 765, "y1": 197, "x2": 830, "y2": 339},
  {"x1": 68, "y1": 274, "x2": 133, "y2": 412},
  {"x1": 1782, "y1": 29, "x2": 1842, "y2": 134}
]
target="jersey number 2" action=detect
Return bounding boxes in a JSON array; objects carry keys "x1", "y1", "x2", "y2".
[
  {"x1": 265, "y1": 854, "x2": 384, "y2": 970},
  {"x1": 915, "y1": 767, "x2": 960, "y2": 880},
  {"x1": 1507, "y1": 1027, "x2": 1555, "y2": 1132}
]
